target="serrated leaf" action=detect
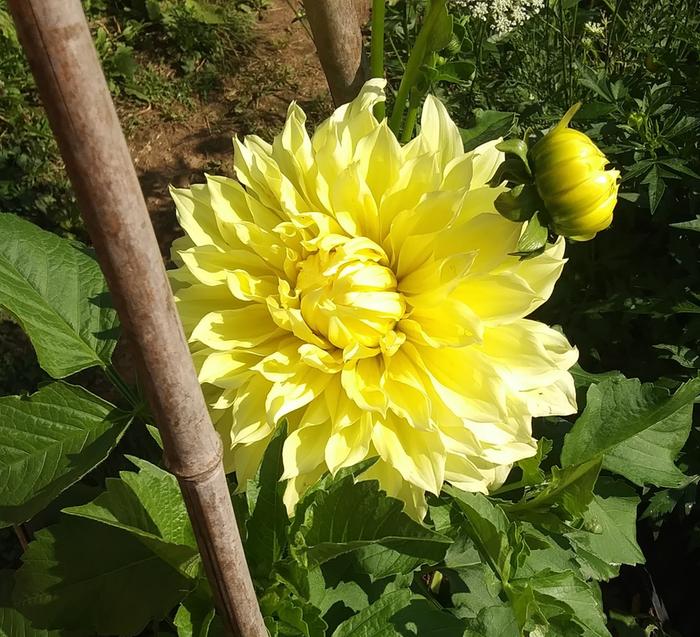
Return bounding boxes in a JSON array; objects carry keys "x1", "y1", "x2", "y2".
[
  {"x1": 0, "y1": 570, "x2": 62, "y2": 637},
  {"x1": 13, "y1": 517, "x2": 192, "y2": 636},
  {"x1": 561, "y1": 376, "x2": 700, "y2": 487},
  {"x1": 565, "y1": 480, "x2": 644, "y2": 581},
  {"x1": 510, "y1": 571, "x2": 610, "y2": 637},
  {"x1": 331, "y1": 590, "x2": 412, "y2": 637},
  {"x1": 64, "y1": 457, "x2": 199, "y2": 577},
  {"x1": 0, "y1": 214, "x2": 118, "y2": 378},
  {"x1": 670, "y1": 215, "x2": 700, "y2": 232},
  {"x1": 0, "y1": 382, "x2": 130, "y2": 527},
  {"x1": 294, "y1": 478, "x2": 450, "y2": 580},
  {"x1": 245, "y1": 423, "x2": 288, "y2": 580}
]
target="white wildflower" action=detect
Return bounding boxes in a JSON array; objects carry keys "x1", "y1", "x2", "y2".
[{"x1": 453, "y1": 0, "x2": 544, "y2": 35}]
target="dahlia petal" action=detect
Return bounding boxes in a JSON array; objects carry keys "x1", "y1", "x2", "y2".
[
  {"x1": 453, "y1": 272, "x2": 541, "y2": 324},
  {"x1": 178, "y1": 245, "x2": 271, "y2": 285},
  {"x1": 415, "y1": 94, "x2": 464, "y2": 168},
  {"x1": 231, "y1": 374, "x2": 275, "y2": 445},
  {"x1": 266, "y1": 366, "x2": 334, "y2": 425},
  {"x1": 170, "y1": 184, "x2": 227, "y2": 249},
  {"x1": 469, "y1": 139, "x2": 505, "y2": 188},
  {"x1": 190, "y1": 305, "x2": 282, "y2": 350},
  {"x1": 371, "y1": 415, "x2": 445, "y2": 494},
  {"x1": 341, "y1": 356, "x2": 387, "y2": 413},
  {"x1": 477, "y1": 320, "x2": 579, "y2": 391},
  {"x1": 384, "y1": 348, "x2": 433, "y2": 430},
  {"x1": 354, "y1": 121, "x2": 402, "y2": 206},
  {"x1": 198, "y1": 350, "x2": 258, "y2": 388},
  {"x1": 173, "y1": 283, "x2": 241, "y2": 333},
  {"x1": 505, "y1": 237, "x2": 567, "y2": 309},
  {"x1": 325, "y1": 414, "x2": 372, "y2": 475}
]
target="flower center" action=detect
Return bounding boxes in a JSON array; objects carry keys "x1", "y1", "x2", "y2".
[{"x1": 296, "y1": 237, "x2": 405, "y2": 350}]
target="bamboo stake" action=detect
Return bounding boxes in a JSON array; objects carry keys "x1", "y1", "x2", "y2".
[
  {"x1": 303, "y1": 0, "x2": 370, "y2": 105},
  {"x1": 6, "y1": 2, "x2": 266, "y2": 636}
]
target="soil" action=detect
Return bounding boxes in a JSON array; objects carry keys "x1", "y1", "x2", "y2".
[{"x1": 126, "y1": 0, "x2": 332, "y2": 256}]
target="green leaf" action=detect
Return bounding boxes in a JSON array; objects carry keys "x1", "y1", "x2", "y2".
[
  {"x1": 0, "y1": 570, "x2": 61, "y2": 637},
  {"x1": 444, "y1": 489, "x2": 514, "y2": 580},
  {"x1": 516, "y1": 438, "x2": 553, "y2": 486},
  {"x1": 13, "y1": 517, "x2": 193, "y2": 636},
  {"x1": 293, "y1": 477, "x2": 450, "y2": 580},
  {"x1": 389, "y1": 598, "x2": 469, "y2": 635},
  {"x1": 0, "y1": 214, "x2": 119, "y2": 378},
  {"x1": 463, "y1": 606, "x2": 519, "y2": 637},
  {"x1": 641, "y1": 164, "x2": 666, "y2": 214},
  {"x1": 0, "y1": 382, "x2": 130, "y2": 527},
  {"x1": 514, "y1": 212, "x2": 548, "y2": 256},
  {"x1": 331, "y1": 590, "x2": 412, "y2": 637},
  {"x1": 259, "y1": 587, "x2": 326, "y2": 637},
  {"x1": 561, "y1": 376, "x2": 700, "y2": 487},
  {"x1": 64, "y1": 457, "x2": 199, "y2": 577},
  {"x1": 510, "y1": 571, "x2": 609, "y2": 637},
  {"x1": 245, "y1": 423, "x2": 289, "y2": 580},
  {"x1": 670, "y1": 215, "x2": 700, "y2": 232},
  {"x1": 174, "y1": 584, "x2": 223, "y2": 637},
  {"x1": 565, "y1": 480, "x2": 644, "y2": 581},
  {"x1": 426, "y1": 3, "x2": 453, "y2": 53},
  {"x1": 506, "y1": 458, "x2": 601, "y2": 520},
  {"x1": 460, "y1": 110, "x2": 516, "y2": 151}
]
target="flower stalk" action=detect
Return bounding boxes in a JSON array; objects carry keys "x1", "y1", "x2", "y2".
[{"x1": 388, "y1": 0, "x2": 448, "y2": 136}]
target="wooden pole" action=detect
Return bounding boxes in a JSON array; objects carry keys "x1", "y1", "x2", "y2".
[
  {"x1": 303, "y1": 0, "x2": 370, "y2": 105},
  {"x1": 6, "y1": 2, "x2": 266, "y2": 636}
]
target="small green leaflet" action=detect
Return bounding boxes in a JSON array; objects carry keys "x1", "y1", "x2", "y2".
[
  {"x1": 561, "y1": 376, "x2": 700, "y2": 487},
  {"x1": 0, "y1": 214, "x2": 119, "y2": 378},
  {"x1": 0, "y1": 382, "x2": 130, "y2": 527}
]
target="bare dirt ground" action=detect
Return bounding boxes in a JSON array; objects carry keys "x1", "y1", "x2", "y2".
[{"x1": 127, "y1": 0, "x2": 332, "y2": 255}]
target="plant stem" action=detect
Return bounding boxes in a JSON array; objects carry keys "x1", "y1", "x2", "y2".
[
  {"x1": 370, "y1": 0, "x2": 386, "y2": 119},
  {"x1": 104, "y1": 364, "x2": 139, "y2": 409},
  {"x1": 388, "y1": 0, "x2": 447, "y2": 137},
  {"x1": 605, "y1": 0, "x2": 623, "y2": 74},
  {"x1": 401, "y1": 93, "x2": 420, "y2": 142},
  {"x1": 557, "y1": 0, "x2": 568, "y2": 105},
  {"x1": 13, "y1": 524, "x2": 29, "y2": 551}
]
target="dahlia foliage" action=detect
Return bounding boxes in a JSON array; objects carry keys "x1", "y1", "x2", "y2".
[{"x1": 170, "y1": 79, "x2": 578, "y2": 519}]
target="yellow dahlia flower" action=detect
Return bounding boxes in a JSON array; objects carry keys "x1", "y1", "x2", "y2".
[
  {"x1": 531, "y1": 103, "x2": 620, "y2": 241},
  {"x1": 170, "y1": 80, "x2": 578, "y2": 520}
]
